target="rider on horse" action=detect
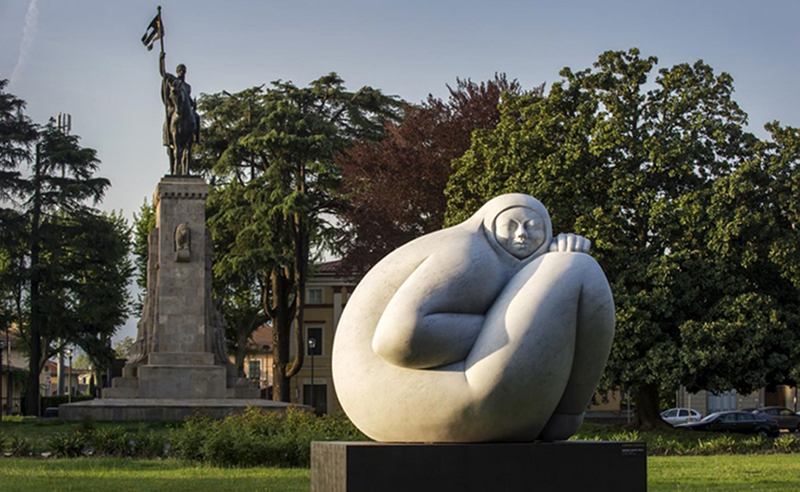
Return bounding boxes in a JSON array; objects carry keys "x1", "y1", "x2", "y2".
[{"x1": 160, "y1": 52, "x2": 200, "y2": 174}]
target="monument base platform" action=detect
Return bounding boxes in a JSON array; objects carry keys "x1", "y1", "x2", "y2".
[
  {"x1": 59, "y1": 398, "x2": 305, "y2": 422},
  {"x1": 311, "y1": 441, "x2": 646, "y2": 492}
]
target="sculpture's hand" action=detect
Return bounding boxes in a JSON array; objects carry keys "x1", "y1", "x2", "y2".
[{"x1": 549, "y1": 233, "x2": 591, "y2": 253}]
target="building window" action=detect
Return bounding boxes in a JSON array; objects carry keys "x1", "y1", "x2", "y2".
[
  {"x1": 248, "y1": 360, "x2": 261, "y2": 379},
  {"x1": 303, "y1": 383, "x2": 328, "y2": 414},
  {"x1": 307, "y1": 288, "x2": 323, "y2": 304},
  {"x1": 307, "y1": 327, "x2": 323, "y2": 356}
]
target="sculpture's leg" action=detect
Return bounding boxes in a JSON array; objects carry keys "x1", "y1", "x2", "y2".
[
  {"x1": 536, "y1": 255, "x2": 615, "y2": 441},
  {"x1": 465, "y1": 253, "x2": 614, "y2": 441}
]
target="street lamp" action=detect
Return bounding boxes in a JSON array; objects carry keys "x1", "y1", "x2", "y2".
[
  {"x1": 0, "y1": 339, "x2": 4, "y2": 417},
  {"x1": 2, "y1": 332, "x2": 8, "y2": 416},
  {"x1": 65, "y1": 347, "x2": 73, "y2": 403},
  {"x1": 308, "y1": 338, "x2": 316, "y2": 412},
  {"x1": 262, "y1": 344, "x2": 270, "y2": 399}
]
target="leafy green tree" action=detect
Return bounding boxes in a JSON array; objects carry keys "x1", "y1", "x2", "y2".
[
  {"x1": 131, "y1": 199, "x2": 156, "y2": 312},
  {"x1": 0, "y1": 79, "x2": 37, "y2": 339},
  {"x1": 71, "y1": 352, "x2": 91, "y2": 370},
  {"x1": 196, "y1": 74, "x2": 401, "y2": 400},
  {"x1": 678, "y1": 122, "x2": 800, "y2": 392},
  {"x1": 48, "y1": 210, "x2": 133, "y2": 371},
  {"x1": 204, "y1": 186, "x2": 267, "y2": 377},
  {"x1": 114, "y1": 336, "x2": 136, "y2": 359},
  {"x1": 0, "y1": 81, "x2": 131, "y2": 415},
  {"x1": 444, "y1": 49, "x2": 790, "y2": 428}
]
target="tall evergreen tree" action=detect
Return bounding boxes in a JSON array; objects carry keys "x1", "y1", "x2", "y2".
[
  {"x1": 196, "y1": 74, "x2": 401, "y2": 401},
  {"x1": 0, "y1": 80, "x2": 130, "y2": 415},
  {"x1": 0, "y1": 80, "x2": 37, "y2": 333}
]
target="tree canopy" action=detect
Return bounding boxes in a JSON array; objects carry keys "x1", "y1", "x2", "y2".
[
  {"x1": 336, "y1": 75, "x2": 537, "y2": 275},
  {"x1": 445, "y1": 49, "x2": 799, "y2": 427},
  {"x1": 0, "y1": 80, "x2": 132, "y2": 415},
  {"x1": 195, "y1": 73, "x2": 402, "y2": 400}
]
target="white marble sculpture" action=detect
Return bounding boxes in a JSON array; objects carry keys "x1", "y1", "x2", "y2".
[{"x1": 332, "y1": 194, "x2": 615, "y2": 442}]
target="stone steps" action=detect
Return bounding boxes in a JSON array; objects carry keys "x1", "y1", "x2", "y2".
[
  {"x1": 112, "y1": 377, "x2": 139, "y2": 389},
  {"x1": 101, "y1": 387, "x2": 139, "y2": 399}
]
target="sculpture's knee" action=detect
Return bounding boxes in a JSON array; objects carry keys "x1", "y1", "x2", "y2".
[{"x1": 532, "y1": 252, "x2": 615, "y2": 338}]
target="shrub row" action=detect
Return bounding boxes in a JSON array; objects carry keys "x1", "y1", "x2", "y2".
[
  {"x1": 169, "y1": 407, "x2": 367, "y2": 467},
  {"x1": 0, "y1": 424, "x2": 168, "y2": 458},
  {"x1": 1, "y1": 407, "x2": 366, "y2": 464},
  {"x1": 41, "y1": 395, "x2": 94, "y2": 411},
  {"x1": 575, "y1": 424, "x2": 800, "y2": 456},
  {"x1": 2, "y1": 411, "x2": 797, "y2": 464}
]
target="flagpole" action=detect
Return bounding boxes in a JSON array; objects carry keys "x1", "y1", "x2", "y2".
[{"x1": 157, "y1": 6, "x2": 174, "y2": 174}]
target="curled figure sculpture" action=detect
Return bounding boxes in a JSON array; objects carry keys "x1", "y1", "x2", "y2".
[{"x1": 332, "y1": 193, "x2": 615, "y2": 442}]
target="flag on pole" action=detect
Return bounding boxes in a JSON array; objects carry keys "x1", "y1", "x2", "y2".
[{"x1": 141, "y1": 13, "x2": 163, "y2": 51}]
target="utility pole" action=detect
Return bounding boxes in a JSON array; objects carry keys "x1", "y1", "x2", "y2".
[
  {"x1": 56, "y1": 113, "x2": 71, "y2": 134},
  {"x1": 66, "y1": 347, "x2": 73, "y2": 403}
]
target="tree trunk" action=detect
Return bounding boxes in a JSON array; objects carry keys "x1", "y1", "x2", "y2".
[
  {"x1": 25, "y1": 146, "x2": 42, "y2": 417},
  {"x1": 634, "y1": 383, "x2": 670, "y2": 430},
  {"x1": 267, "y1": 269, "x2": 296, "y2": 403},
  {"x1": 235, "y1": 331, "x2": 248, "y2": 378}
]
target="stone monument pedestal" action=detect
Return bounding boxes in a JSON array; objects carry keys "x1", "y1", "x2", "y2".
[
  {"x1": 60, "y1": 175, "x2": 283, "y2": 421},
  {"x1": 311, "y1": 441, "x2": 647, "y2": 492}
]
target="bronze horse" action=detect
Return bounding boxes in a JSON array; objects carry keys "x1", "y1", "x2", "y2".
[{"x1": 167, "y1": 78, "x2": 197, "y2": 175}]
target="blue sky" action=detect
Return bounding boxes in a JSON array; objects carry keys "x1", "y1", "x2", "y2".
[{"x1": 2, "y1": 0, "x2": 799, "y2": 339}]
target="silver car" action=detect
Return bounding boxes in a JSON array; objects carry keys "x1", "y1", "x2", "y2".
[{"x1": 661, "y1": 407, "x2": 702, "y2": 426}]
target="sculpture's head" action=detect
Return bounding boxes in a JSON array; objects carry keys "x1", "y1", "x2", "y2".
[
  {"x1": 477, "y1": 194, "x2": 552, "y2": 261},
  {"x1": 176, "y1": 64, "x2": 187, "y2": 78},
  {"x1": 494, "y1": 206, "x2": 547, "y2": 259}
]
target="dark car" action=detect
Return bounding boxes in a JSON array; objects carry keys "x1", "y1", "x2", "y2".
[
  {"x1": 42, "y1": 407, "x2": 59, "y2": 418},
  {"x1": 750, "y1": 407, "x2": 800, "y2": 432},
  {"x1": 677, "y1": 410, "x2": 780, "y2": 437}
]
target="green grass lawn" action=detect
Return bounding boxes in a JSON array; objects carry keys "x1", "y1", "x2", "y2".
[
  {"x1": 649, "y1": 454, "x2": 800, "y2": 491},
  {"x1": 0, "y1": 455, "x2": 798, "y2": 492},
  {"x1": 0, "y1": 459, "x2": 308, "y2": 492}
]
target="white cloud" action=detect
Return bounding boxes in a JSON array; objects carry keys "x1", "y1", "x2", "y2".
[{"x1": 10, "y1": 0, "x2": 40, "y2": 88}]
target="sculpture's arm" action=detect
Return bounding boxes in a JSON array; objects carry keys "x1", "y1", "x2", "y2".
[
  {"x1": 373, "y1": 310, "x2": 486, "y2": 370},
  {"x1": 371, "y1": 248, "x2": 504, "y2": 370},
  {"x1": 549, "y1": 233, "x2": 591, "y2": 253}
]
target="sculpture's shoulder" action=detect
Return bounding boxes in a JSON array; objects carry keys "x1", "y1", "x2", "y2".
[
  {"x1": 357, "y1": 224, "x2": 506, "y2": 305},
  {"x1": 368, "y1": 225, "x2": 477, "y2": 274}
]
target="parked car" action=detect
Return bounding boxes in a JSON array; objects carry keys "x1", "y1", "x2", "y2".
[
  {"x1": 660, "y1": 407, "x2": 702, "y2": 426},
  {"x1": 750, "y1": 407, "x2": 800, "y2": 432},
  {"x1": 677, "y1": 411, "x2": 780, "y2": 437},
  {"x1": 42, "y1": 407, "x2": 59, "y2": 418}
]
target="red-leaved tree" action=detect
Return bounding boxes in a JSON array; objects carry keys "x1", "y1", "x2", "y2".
[{"x1": 336, "y1": 75, "x2": 539, "y2": 275}]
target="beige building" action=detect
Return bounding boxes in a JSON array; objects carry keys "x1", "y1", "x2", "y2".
[
  {"x1": 288, "y1": 261, "x2": 354, "y2": 414},
  {"x1": 1, "y1": 331, "x2": 26, "y2": 416},
  {"x1": 1, "y1": 329, "x2": 94, "y2": 415},
  {"x1": 238, "y1": 324, "x2": 274, "y2": 398},
  {"x1": 42, "y1": 360, "x2": 89, "y2": 397},
  {"x1": 241, "y1": 261, "x2": 354, "y2": 414}
]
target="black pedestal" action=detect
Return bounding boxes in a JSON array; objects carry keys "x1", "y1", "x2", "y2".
[{"x1": 311, "y1": 441, "x2": 646, "y2": 492}]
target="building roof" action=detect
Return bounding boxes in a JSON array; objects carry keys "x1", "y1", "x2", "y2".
[
  {"x1": 315, "y1": 259, "x2": 342, "y2": 273},
  {"x1": 250, "y1": 324, "x2": 274, "y2": 350}
]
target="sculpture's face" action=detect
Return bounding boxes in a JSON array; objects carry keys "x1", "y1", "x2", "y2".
[{"x1": 494, "y1": 206, "x2": 546, "y2": 259}]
